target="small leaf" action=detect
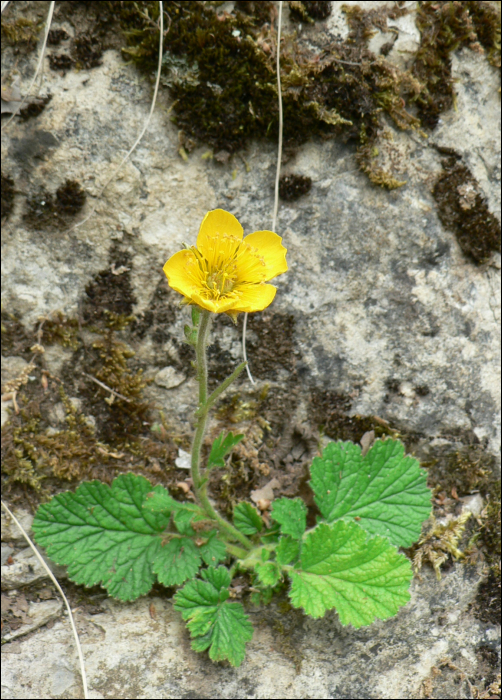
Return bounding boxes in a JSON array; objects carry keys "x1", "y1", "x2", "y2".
[
  {"x1": 310, "y1": 439, "x2": 431, "y2": 547},
  {"x1": 143, "y1": 484, "x2": 183, "y2": 514},
  {"x1": 191, "y1": 306, "x2": 200, "y2": 326},
  {"x1": 174, "y1": 566, "x2": 253, "y2": 667},
  {"x1": 173, "y1": 507, "x2": 206, "y2": 536},
  {"x1": 208, "y1": 431, "x2": 244, "y2": 469},
  {"x1": 260, "y1": 521, "x2": 281, "y2": 545},
  {"x1": 234, "y1": 502, "x2": 263, "y2": 535},
  {"x1": 276, "y1": 536, "x2": 300, "y2": 566},
  {"x1": 32, "y1": 474, "x2": 170, "y2": 601},
  {"x1": 255, "y1": 561, "x2": 281, "y2": 587},
  {"x1": 153, "y1": 537, "x2": 201, "y2": 586},
  {"x1": 201, "y1": 565, "x2": 231, "y2": 590},
  {"x1": 288, "y1": 521, "x2": 412, "y2": 626},
  {"x1": 270, "y1": 498, "x2": 307, "y2": 539},
  {"x1": 199, "y1": 532, "x2": 227, "y2": 566}
]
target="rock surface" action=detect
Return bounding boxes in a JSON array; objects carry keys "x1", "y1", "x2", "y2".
[{"x1": 1, "y1": 1, "x2": 500, "y2": 698}]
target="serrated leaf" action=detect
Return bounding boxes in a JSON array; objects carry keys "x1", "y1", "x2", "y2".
[
  {"x1": 208, "y1": 431, "x2": 244, "y2": 469},
  {"x1": 255, "y1": 561, "x2": 281, "y2": 587},
  {"x1": 288, "y1": 521, "x2": 412, "y2": 626},
  {"x1": 32, "y1": 474, "x2": 170, "y2": 601},
  {"x1": 174, "y1": 566, "x2": 253, "y2": 667},
  {"x1": 199, "y1": 532, "x2": 227, "y2": 566},
  {"x1": 310, "y1": 439, "x2": 431, "y2": 547},
  {"x1": 153, "y1": 537, "x2": 201, "y2": 586},
  {"x1": 276, "y1": 536, "x2": 300, "y2": 566},
  {"x1": 270, "y1": 498, "x2": 307, "y2": 539},
  {"x1": 234, "y1": 502, "x2": 263, "y2": 535}
]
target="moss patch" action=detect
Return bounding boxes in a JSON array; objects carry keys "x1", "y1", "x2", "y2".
[
  {"x1": 1, "y1": 174, "x2": 15, "y2": 220},
  {"x1": 1, "y1": 16, "x2": 42, "y2": 52},
  {"x1": 310, "y1": 389, "x2": 397, "y2": 444},
  {"x1": 24, "y1": 180, "x2": 87, "y2": 230},
  {"x1": 289, "y1": 1, "x2": 332, "y2": 23},
  {"x1": 115, "y1": 1, "x2": 425, "y2": 187},
  {"x1": 279, "y1": 174, "x2": 312, "y2": 201},
  {"x1": 432, "y1": 157, "x2": 501, "y2": 264},
  {"x1": 82, "y1": 244, "x2": 136, "y2": 327},
  {"x1": 1, "y1": 310, "x2": 33, "y2": 359},
  {"x1": 412, "y1": 1, "x2": 501, "y2": 129}
]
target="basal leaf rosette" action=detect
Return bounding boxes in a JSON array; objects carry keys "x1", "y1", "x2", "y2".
[{"x1": 163, "y1": 209, "x2": 288, "y2": 317}]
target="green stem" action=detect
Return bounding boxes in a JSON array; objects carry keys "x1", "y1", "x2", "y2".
[
  {"x1": 196, "y1": 361, "x2": 248, "y2": 417},
  {"x1": 190, "y1": 309, "x2": 253, "y2": 551}
]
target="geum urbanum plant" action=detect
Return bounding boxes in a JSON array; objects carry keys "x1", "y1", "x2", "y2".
[{"x1": 33, "y1": 210, "x2": 432, "y2": 667}]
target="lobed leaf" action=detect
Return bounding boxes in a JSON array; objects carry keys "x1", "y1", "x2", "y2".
[
  {"x1": 234, "y1": 502, "x2": 263, "y2": 535},
  {"x1": 32, "y1": 474, "x2": 171, "y2": 601},
  {"x1": 288, "y1": 521, "x2": 412, "y2": 626},
  {"x1": 208, "y1": 431, "x2": 244, "y2": 469},
  {"x1": 270, "y1": 497, "x2": 307, "y2": 539},
  {"x1": 310, "y1": 439, "x2": 431, "y2": 547},
  {"x1": 174, "y1": 566, "x2": 253, "y2": 667}
]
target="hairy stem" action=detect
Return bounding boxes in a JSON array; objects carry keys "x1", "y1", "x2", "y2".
[{"x1": 190, "y1": 309, "x2": 253, "y2": 551}]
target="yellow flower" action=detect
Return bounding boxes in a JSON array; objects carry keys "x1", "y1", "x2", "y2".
[{"x1": 163, "y1": 209, "x2": 288, "y2": 315}]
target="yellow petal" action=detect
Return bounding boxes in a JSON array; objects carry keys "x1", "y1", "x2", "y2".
[
  {"x1": 237, "y1": 230, "x2": 288, "y2": 283},
  {"x1": 191, "y1": 291, "x2": 239, "y2": 314},
  {"x1": 196, "y1": 209, "x2": 243, "y2": 269},
  {"x1": 163, "y1": 249, "x2": 203, "y2": 300},
  {"x1": 231, "y1": 282, "x2": 277, "y2": 313}
]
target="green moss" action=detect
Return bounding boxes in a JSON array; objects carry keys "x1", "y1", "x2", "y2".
[
  {"x1": 1, "y1": 17, "x2": 42, "y2": 51},
  {"x1": 40, "y1": 312, "x2": 80, "y2": 350},
  {"x1": 432, "y1": 157, "x2": 501, "y2": 264},
  {"x1": 1, "y1": 409, "x2": 46, "y2": 492}
]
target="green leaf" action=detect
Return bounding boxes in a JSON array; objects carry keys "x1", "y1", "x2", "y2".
[
  {"x1": 288, "y1": 521, "x2": 412, "y2": 626},
  {"x1": 143, "y1": 484, "x2": 185, "y2": 514},
  {"x1": 310, "y1": 439, "x2": 431, "y2": 547},
  {"x1": 191, "y1": 306, "x2": 200, "y2": 326},
  {"x1": 199, "y1": 532, "x2": 227, "y2": 566},
  {"x1": 260, "y1": 521, "x2": 281, "y2": 545},
  {"x1": 276, "y1": 536, "x2": 300, "y2": 566},
  {"x1": 255, "y1": 561, "x2": 281, "y2": 587},
  {"x1": 173, "y1": 506, "x2": 206, "y2": 536},
  {"x1": 208, "y1": 431, "x2": 244, "y2": 469},
  {"x1": 234, "y1": 502, "x2": 263, "y2": 535},
  {"x1": 153, "y1": 537, "x2": 201, "y2": 586},
  {"x1": 174, "y1": 566, "x2": 253, "y2": 667},
  {"x1": 270, "y1": 498, "x2": 307, "y2": 539},
  {"x1": 32, "y1": 474, "x2": 171, "y2": 601}
]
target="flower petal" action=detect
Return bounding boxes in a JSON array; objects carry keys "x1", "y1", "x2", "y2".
[
  {"x1": 191, "y1": 291, "x2": 240, "y2": 314},
  {"x1": 231, "y1": 282, "x2": 277, "y2": 313},
  {"x1": 163, "y1": 249, "x2": 203, "y2": 300},
  {"x1": 237, "y1": 231, "x2": 288, "y2": 283},
  {"x1": 197, "y1": 209, "x2": 244, "y2": 268}
]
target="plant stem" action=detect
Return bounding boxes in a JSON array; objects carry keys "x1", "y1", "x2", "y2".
[
  {"x1": 196, "y1": 361, "x2": 247, "y2": 417},
  {"x1": 190, "y1": 309, "x2": 253, "y2": 551}
]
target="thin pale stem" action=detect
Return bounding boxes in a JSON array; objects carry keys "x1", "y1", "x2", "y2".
[{"x1": 190, "y1": 310, "x2": 253, "y2": 551}]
